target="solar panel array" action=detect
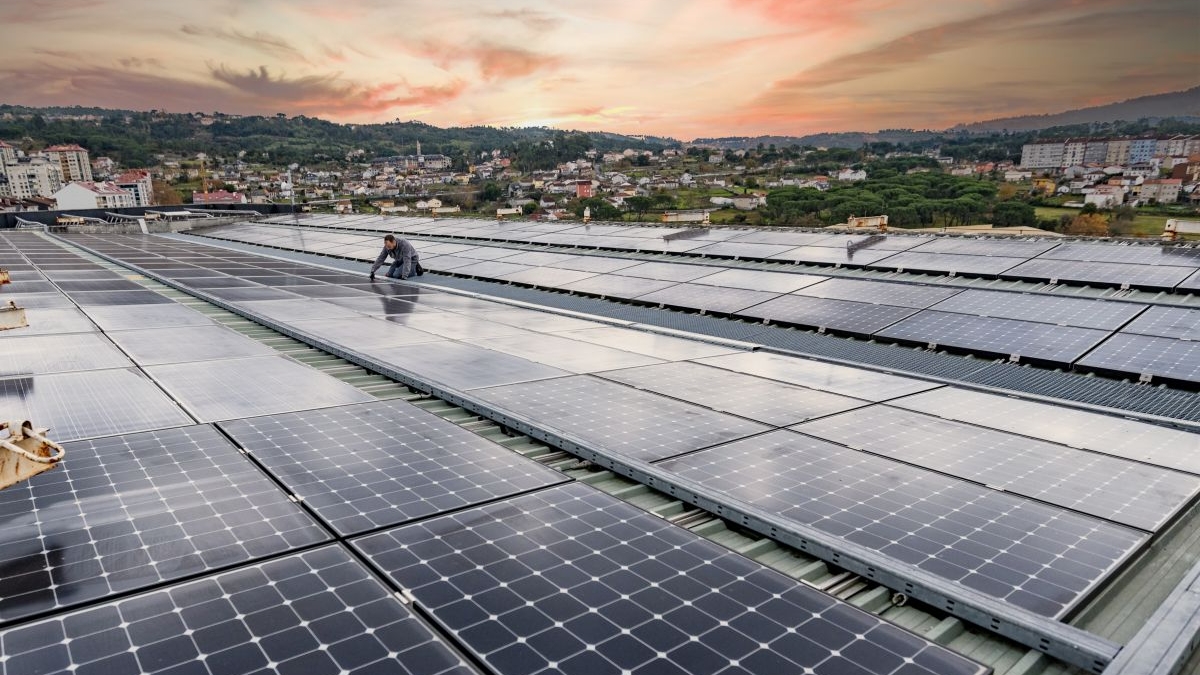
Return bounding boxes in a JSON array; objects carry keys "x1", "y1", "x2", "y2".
[
  {"x1": 250, "y1": 213, "x2": 1200, "y2": 292},
  {"x1": 1, "y1": 231, "x2": 997, "y2": 675},
  {"x1": 198, "y1": 221, "x2": 1200, "y2": 385}
]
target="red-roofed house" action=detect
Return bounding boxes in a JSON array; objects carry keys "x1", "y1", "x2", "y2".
[
  {"x1": 52, "y1": 181, "x2": 136, "y2": 210},
  {"x1": 192, "y1": 189, "x2": 248, "y2": 205},
  {"x1": 42, "y1": 144, "x2": 92, "y2": 183},
  {"x1": 115, "y1": 170, "x2": 154, "y2": 207}
]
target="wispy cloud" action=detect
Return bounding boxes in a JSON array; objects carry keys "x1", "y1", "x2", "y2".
[
  {"x1": 208, "y1": 65, "x2": 466, "y2": 115},
  {"x1": 484, "y1": 8, "x2": 563, "y2": 31},
  {"x1": 181, "y1": 25, "x2": 307, "y2": 61},
  {"x1": 419, "y1": 41, "x2": 563, "y2": 81}
]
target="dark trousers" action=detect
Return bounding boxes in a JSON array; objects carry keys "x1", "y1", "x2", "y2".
[{"x1": 385, "y1": 255, "x2": 420, "y2": 279}]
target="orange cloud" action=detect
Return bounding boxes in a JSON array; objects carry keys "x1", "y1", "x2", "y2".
[
  {"x1": 209, "y1": 65, "x2": 466, "y2": 115},
  {"x1": 418, "y1": 41, "x2": 563, "y2": 81}
]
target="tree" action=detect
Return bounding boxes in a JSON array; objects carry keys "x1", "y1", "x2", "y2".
[
  {"x1": 479, "y1": 181, "x2": 503, "y2": 202},
  {"x1": 1065, "y1": 213, "x2": 1110, "y2": 237},
  {"x1": 151, "y1": 179, "x2": 183, "y2": 206},
  {"x1": 992, "y1": 201, "x2": 1036, "y2": 227},
  {"x1": 626, "y1": 196, "x2": 653, "y2": 217},
  {"x1": 996, "y1": 183, "x2": 1018, "y2": 200},
  {"x1": 573, "y1": 197, "x2": 621, "y2": 220}
]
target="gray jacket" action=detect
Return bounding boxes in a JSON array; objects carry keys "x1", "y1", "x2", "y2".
[{"x1": 370, "y1": 238, "x2": 418, "y2": 274}]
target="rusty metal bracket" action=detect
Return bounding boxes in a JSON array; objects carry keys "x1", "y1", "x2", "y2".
[
  {"x1": 0, "y1": 300, "x2": 27, "y2": 331},
  {"x1": 0, "y1": 421, "x2": 66, "y2": 490}
]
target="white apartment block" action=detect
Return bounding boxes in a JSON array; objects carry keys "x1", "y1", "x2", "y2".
[
  {"x1": 1105, "y1": 139, "x2": 1131, "y2": 166},
  {"x1": 1062, "y1": 140, "x2": 1087, "y2": 167},
  {"x1": 0, "y1": 140, "x2": 16, "y2": 167},
  {"x1": 115, "y1": 170, "x2": 154, "y2": 207},
  {"x1": 42, "y1": 144, "x2": 93, "y2": 183},
  {"x1": 1020, "y1": 142, "x2": 1064, "y2": 169},
  {"x1": 53, "y1": 181, "x2": 135, "y2": 210},
  {"x1": 1, "y1": 158, "x2": 64, "y2": 199}
]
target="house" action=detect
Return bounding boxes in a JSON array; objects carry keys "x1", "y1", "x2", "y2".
[
  {"x1": 1083, "y1": 184, "x2": 1127, "y2": 208},
  {"x1": 836, "y1": 168, "x2": 867, "y2": 181},
  {"x1": 1032, "y1": 177, "x2": 1057, "y2": 194},
  {"x1": 1139, "y1": 178, "x2": 1182, "y2": 204},
  {"x1": 193, "y1": 189, "x2": 248, "y2": 205},
  {"x1": 52, "y1": 181, "x2": 136, "y2": 210},
  {"x1": 1004, "y1": 170, "x2": 1032, "y2": 182},
  {"x1": 731, "y1": 195, "x2": 760, "y2": 210},
  {"x1": 114, "y1": 170, "x2": 154, "y2": 207},
  {"x1": 576, "y1": 180, "x2": 594, "y2": 199}
]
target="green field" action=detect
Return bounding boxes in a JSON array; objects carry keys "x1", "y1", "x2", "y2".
[{"x1": 1034, "y1": 206, "x2": 1169, "y2": 238}]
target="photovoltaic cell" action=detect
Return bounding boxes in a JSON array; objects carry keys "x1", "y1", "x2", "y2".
[
  {"x1": 67, "y1": 290, "x2": 175, "y2": 306},
  {"x1": 928, "y1": 289, "x2": 1145, "y2": 330},
  {"x1": 0, "y1": 369, "x2": 192, "y2": 442},
  {"x1": 1037, "y1": 242, "x2": 1200, "y2": 266},
  {"x1": 795, "y1": 406, "x2": 1200, "y2": 531},
  {"x1": 145, "y1": 356, "x2": 375, "y2": 422},
  {"x1": 867, "y1": 252, "x2": 1025, "y2": 276},
  {"x1": 794, "y1": 278, "x2": 961, "y2": 309},
  {"x1": 690, "y1": 268, "x2": 827, "y2": 293},
  {"x1": 697, "y1": 351, "x2": 939, "y2": 401},
  {"x1": 470, "y1": 375, "x2": 770, "y2": 462},
  {"x1": 0, "y1": 546, "x2": 474, "y2": 675},
  {"x1": 560, "y1": 274, "x2": 679, "y2": 298},
  {"x1": 366, "y1": 341, "x2": 571, "y2": 390},
  {"x1": 219, "y1": 400, "x2": 567, "y2": 535},
  {"x1": 738, "y1": 294, "x2": 918, "y2": 335},
  {"x1": 1001, "y1": 259, "x2": 1196, "y2": 290},
  {"x1": 77, "y1": 303, "x2": 216, "y2": 331},
  {"x1": 1120, "y1": 306, "x2": 1200, "y2": 340},
  {"x1": 908, "y1": 238, "x2": 1060, "y2": 258},
  {"x1": 0, "y1": 334, "x2": 132, "y2": 376},
  {"x1": 0, "y1": 425, "x2": 328, "y2": 625},
  {"x1": 498, "y1": 267, "x2": 601, "y2": 288},
  {"x1": 1077, "y1": 333, "x2": 1200, "y2": 385},
  {"x1": 355, "y1": 482, "x2": 989, "y2": 675},
  {"x1": 232, "y1": 298, "x2": 364, "y2": 322},
  {"x1": 658, "y1": 430, "x2": 1146, "y2": 618},
  {"x1": 618, "y1": 261, "x2": 722, "y2": 283},
  {"x1": 106, "y1": 325, "x2": 279, "y2": 366},
  {"x1": 634, "y1": 283, "x2": 780, "y2": 314},
  {"x1": 560, "y1": 326, "x2": 743, "y2": 361},
  {"x1": 876, "y1": 311, "x2": 1109, "y2": 363},
  {"x1": 598, "y1": 361, "x2": 866, "y2": 426},
  {"x1": 888, "y1": 387, "x2": 1200, "y2": 475},
  {"x1": 467, "y1": 333, "x2": 663, "y2": 373}
]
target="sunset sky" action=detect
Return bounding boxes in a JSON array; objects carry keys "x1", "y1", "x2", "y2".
[{"x1": 2, "y1": 0, "x2": 1196, "y2": 139}]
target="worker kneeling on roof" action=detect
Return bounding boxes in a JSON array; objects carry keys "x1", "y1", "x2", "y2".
[{"x1": 369, "y1": 234, "x2": 423, "y2": 281}]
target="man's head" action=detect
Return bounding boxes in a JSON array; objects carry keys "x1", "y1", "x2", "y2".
[{"x1": 383, "y1": 234, "x2": 396, "y2": 250}]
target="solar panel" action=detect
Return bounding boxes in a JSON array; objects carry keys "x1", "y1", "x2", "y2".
[
  {"x1": 888, "y1": 388, "x2": 1200, "y2": 476},
  {"x1": 0, "y1": 281, "x2": 59, "y2": 294},
  {"x1": 796, "y1": 406, "x2": 1200, "y2": 531},
  {"x1": 561, "y1": 326, "x2": 743, "y2": 361},
  {"x1": 598, "y1": 361, "x2": 867, "y2": 426},
  {"x1": 876, "y1": 311, "x2": 1109, "y2": 363},
  {"x1": 231, "y1": 298, "x2": 364, "y2": 323},
  {"x1": 554, "y1": 255, "x2": 648, "y2": 274},
  {"x1": 0, "y1": 308, "x2": 97, "y2": 337},
  {"x1": 366, "y1": 341, "x2": 571, "y2": 390},
  {"x1": 1120, "y1": 306, "x2": 1200, "y2": 340},
  {"x1": 467, "y1": 333, "x2": 663, "y2": 373},
  {"x1": 389, "y1": 312, "x2": 533, "y2": 340},
  {"x1": 0, "y1": 369, "x2": 192, "y2": 442},
  {"x1": 220, "y1": 400, "x2": 567, "y2": 535},
  {"x1": 474, "y1": 308, "x2": 603, "y2": 333},
  {"x1": 455, "y1": 246, "x2": 525, "y2": 261},
  {"x1": 1001, "y1": 259, "x2": 1196, "y2": 290},
  {"x1": 452, "y1": 260, "x2": 535, "y2": 278},
  {"x1": 634, "y1": 283, "x2": 780, "y2": 314},
  {"x1": 561, "y1": 274, "x2": 679, "y2": 298},
  {"x1": 497, "y1": 267, "x2": 601, "y2": 288},
  {"x1": 689, "y1": 268, "x2": 827, "y2": 293},
  {"x1": 1037, "y1": 242, "x2": 1200, "y2": 266},
  {"x1": 175, "y1": 276, "x2": 260, "y2": 288},
  {"x1": 698, "y1": 352, "x2": 939, "y2": 401},
  {"x1": 204, "y1": 286, "x2": 305, "y2": 302},
  {"x1": 106, "y1": 326, "x2": 279, "y2": 366},
  {"x1": 355, "y1": 482, "x2": 989, "y2": 675},
  {"x1": 0, "y1": 334, "x2": 132, "y2": 376},
  {"x1": 618, "y1": 261, "x2": 721, "y2": 282},
  {"x1": 277, "y1": 284, "x2": 374, "y2": 300},
  {"x1": 1178, "y1": 269, "x2": 1200, "y2": 292},
  {"x1": 77, "y1": 304, "x2": 216, "y2": 331},
  {"x1": 738, "y1": 294, "x2": 918, "y2": 336},
  {"x1": 54, "y1": 280, "x2": 148, "y2": 293},
  {"x1": 1077, "y1": 333, "x2": 1200, "y2": 385},
  {"x1": 769, "y1": 245, "x2": 896, "y2": 265},
  {"x1": 866, "y1": 252, "x2": 1025, "y2": 276},
  {"x1": 658, "y1": 430, "x2": 1146, "y2": 618},
  {"x1": 0, "y1": 425, "x2": 328, "y2": 625},
  {"x1": 728, "y1": 230, "x2": 834, "y2": 246},
  {"x1": 928, "y1": 289, "x2": 1146, "y2": 330},
  {"x1": 794, "y1": 278, "x2": 960, "y2": 309},
  {"x1": 471, "y1": 375, "x2": 770, "y2": 462},
  {"x1": 0, "y1": 545, "x2": 475, "y2": 675},
  {"x1": 908, "y1": 238, "x2": 1060, "y2": 258},
  {"x1": 65, "y1": 290, "x2": 175, "y2": 306},
  {"x1": 145, "y1": 356, "x2": 375, "y2": 422}
]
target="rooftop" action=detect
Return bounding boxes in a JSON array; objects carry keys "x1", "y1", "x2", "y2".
[{"x1": 1, "y1": 215, "x2": 1199, "y2": 675}]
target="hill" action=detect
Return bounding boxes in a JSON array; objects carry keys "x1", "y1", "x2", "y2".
[
  {"x1": 951, "y1": 86, "x2": 1200, "y2": 132},
  {"x1": 0, "y1": 105, "x2": 679, "y2": 169}
]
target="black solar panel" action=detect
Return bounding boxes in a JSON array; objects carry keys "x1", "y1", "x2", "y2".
[
  {"x1": 144, "y1": 356, "x2": 376, "y2": 422},
  {"x1": 794, "y1": 278, "x2": 962, "y2": 309},
  {"x1": 78, "y1": 304, "x2": 216, "y2": 331},
  {"x1": 1120, "y1": 306, "x2": 1200, "y2": 340},
  {"x1": 68, "y1": 290, "x2": 175, "y2": 306},
  {"x1": 738, "y1": 294, "x2": 918, "y2": 335},
  {"x1": 796, "y1": 406, "x2": 1200, "y2": 531},
  {"x1": 54, "y1": 280, "x2": 148, "y2": 293},
  {"x1": 0, "y1": 369, "x2": 192, "y2": 442},
  {"x1": 876, "y1": 311, "x2": 1109, "y2": 363},
  {"x1": 1077, "y1": 333, "x2": 1200, "y2": 385},
  {"x1": 908, "y1": 238, "x2": 1060, "y2": 258},
  {"x1": 698, "y1": 352, "x2": 940, "y2": 401},
  {"x1": 0, "y1": 545, "x2": 474, "y2": 675},
  {"x1": 598, "y1": 361, "x2": 867, "y2": 426},
  {"x1": 0, "y1": 425, "x2": 328, "y2": 625},
  {"x1": 867, "y1": 252, "x2": 1025, "y2": 276},
  {"x1": 355, "y1": 482, "x2": 989, "y2": 675},
  {"x1": 689, "y1": 268, "x2": 826, "y2": 293},
  {"x1": 1038, "y1": 242, "x2": 1200, "y2": 266},
  {"x1": 219, "y1": 400, "x2": 567, "y2": 535},
  {"x1": 471, "y1": 375, "x2": 771, "y2": 462},
  {"x1": 562, "y1": 274, "x2": 679, "y2": 298},
  {"x1": 231, "y1": 298, "x2": 363, "y2": 322},
  {"x1": 496, "y1": 267, "x2": 601, "y2": 288},
  {"x1": 0, "y1": 308, "x2": 96, "y2": 337},
  {"x1": 619, "y1": 261, "x2": 721, "y2": 282},
  {"x1": 888, "y1": 388, "x2": 1200, "y2": 476},
  {"x1": 634, "y1": 283, "x2": 779, "y2": 314},
  {"x1": 929, "y1": 289, "x2": 1145, "y2": 330},
  {"x1": 658, "y1": 430, "x2": 1146, "y2": 618},
  {"x1": 366, "y1": 341, "x2": 570, "y2": 390},
  {"x1": 467, "y1": 333, "x2": 663, "y2": 373},
  {"x1": 1001, "y1": 259, "x2": 1196, "y2": 290}
]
